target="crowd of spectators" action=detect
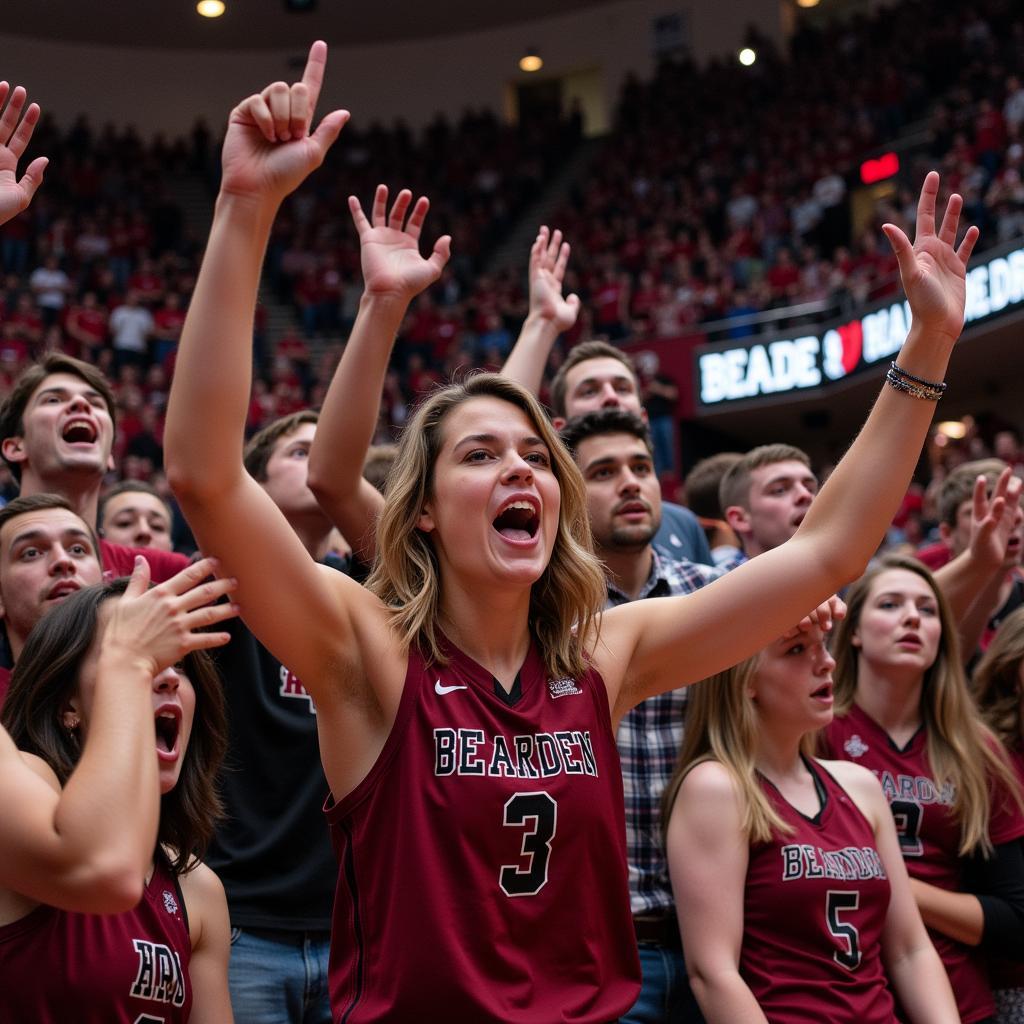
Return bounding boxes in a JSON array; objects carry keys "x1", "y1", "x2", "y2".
[{"x1": 1, "y1": 0, "x2": 1023, "y2": 493}]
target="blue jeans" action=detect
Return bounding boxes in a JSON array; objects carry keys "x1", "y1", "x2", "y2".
[
  {"x1": 620, "y1": 944, "x2": 705, "y2": 1024},
  {"x1": 228, "y1": 926, "x2": 332, "y2": 1024}
]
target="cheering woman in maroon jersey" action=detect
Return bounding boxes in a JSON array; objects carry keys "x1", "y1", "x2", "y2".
[
  {"x1": 664, "y1": 624, "x2": 958, "y2": 1023},
  {"x1": 0, "y1": 82, "x2": 195, "y2": 916},
  {"x1": 824, "y1": 555, "x2": 1024, "y2": 1024},
  {"x1": 0, "y1": 558, "x2": 238, "y2": 1023},
  {"x1": 165, "y1": 41, "x2": 979, "y2": 1022}
]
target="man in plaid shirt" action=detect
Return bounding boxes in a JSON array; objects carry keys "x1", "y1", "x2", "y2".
[{"x1": 562, "y1": 409, "x2": 723, "y2": 1024}]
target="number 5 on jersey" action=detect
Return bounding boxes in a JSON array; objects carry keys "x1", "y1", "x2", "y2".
[{"x1": 499, "y1": 792, "x2": 557, "y2": 897}]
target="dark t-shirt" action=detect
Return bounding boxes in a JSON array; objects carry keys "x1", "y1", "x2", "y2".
[
  {"x1": 205, "y1": 555, "x2": 357, "y2": 930},
  {"x1": 655, "y1": 501, "x2": 714, "y2": 566}
]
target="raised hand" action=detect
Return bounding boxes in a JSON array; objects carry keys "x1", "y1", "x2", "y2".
[
  {"x1": 529, "y1": 226, "x2": 580, "y2": 332},
  {"x1": 220, "y1": 40, "x2": 349, "y2": 205},
  {"x1": 0, "y1": 83, "x2": 48, "y2": 227},
  {"x1": 349, "y1": 184, "x2": 451, "y2": 301},
  {"x1": 967, "y1": 467, "x2": 1023, "y2": 571},
  {"x1": 102, "y1": 556, "x2": 238, "y2": 677},
  {"x1": 882, "y1": 171, "x2": 980, "y2": 347}
]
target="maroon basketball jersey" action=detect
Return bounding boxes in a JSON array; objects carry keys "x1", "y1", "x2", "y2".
[
  {"x1": 824, "y1": 704, "x2": 1024, "y2": 1023},
  {"x1": 0, "y1": 854, "x2": 192, "y2": 1022},
  {"x1": 325, "y1": 638, "x2": 639, "y2": 1022},
  {"x1": 741, "y1": 759, "x2": 896, "y2": 1023}
]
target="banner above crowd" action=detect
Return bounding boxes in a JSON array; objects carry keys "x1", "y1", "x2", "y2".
[{"x1": 694, "y1": 241, "x2": 1024, "y2": 411}]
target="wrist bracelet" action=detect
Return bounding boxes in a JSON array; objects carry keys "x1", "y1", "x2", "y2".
[
  {"x1": 885, "y1": 366, "x2": 944, "y2": 401},
  {"x1": 889, "y1": 361, "x2": 947, "y2": 395}
]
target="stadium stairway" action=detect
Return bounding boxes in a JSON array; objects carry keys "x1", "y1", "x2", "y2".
[{"x1": 483, "y1": 136, "x2": 604, "y2": 276}]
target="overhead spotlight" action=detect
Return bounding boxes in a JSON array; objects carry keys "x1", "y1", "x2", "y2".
[
  {"x1": 519, "y1": 49, "x2": 543, "y2": 73},
  {"x1": 936, "y1": 420, "x2": 968, "y2": 440},
  {"x1": 796, "y1": 0, "x2": 821, "y2": 7},
  {"x1": 738, "y1": 47, "x2": 757, "y2": 66},
  {"x1": 197, "y1": 0, "x2": 225, "y2": 15}
]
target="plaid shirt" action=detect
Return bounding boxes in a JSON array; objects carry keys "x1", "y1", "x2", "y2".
[{"x1": 607, "y1": 548, "x2": 724, "y2": 916}]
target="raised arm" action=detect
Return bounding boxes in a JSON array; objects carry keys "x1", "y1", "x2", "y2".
[
  {"x1": 0, "y1": 557, "x2": 236, "y2": 912},
  {"x1": 598, "y1": 172, "x2": 980, "y2": 715},
  {"x1": 0, "y1": 82, "x2": 47, "y2": 228},
  {"x1": 307, "y1": 185, "x2": 449, "y2": 564},
  {"x1": 934, "y1": 467, "x2": 1023, "y2": 658},
  {"x1": 500, "y1": 226, "x2": 580, "y2": 395},
  {"x1": 165, "y1": 43, "x2": 363, "y2": 697}
]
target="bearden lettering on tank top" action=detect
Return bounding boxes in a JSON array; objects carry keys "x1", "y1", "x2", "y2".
[
  {"x1": 129, "y1": 939, "x2": 187, "y2": 1007},
  {"x1": 279, "y1": 664, "x2": 316, "y2": 713},
  {"x1": 433, "y1": 727, "x2": 599, "y2": 778},
  {"x1": 875, "y1": 770, "x2": 955, "y2": 806},
  {"x1": 780, "y1": 844, "x2": 887, "y2": 882}
]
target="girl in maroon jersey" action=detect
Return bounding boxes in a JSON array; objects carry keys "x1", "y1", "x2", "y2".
[
  {"x1": 0, "y1": 81, "x2": 229, "y2": 920},
  {"x1": 973, "y1": 606, "x2": 1024, "y2": 1023},
  {"x1": 165, "y1": 42, "x2": 979, "y2": 1022},
  {"x1": 824, "y1": 554, "x2": 1024, "y2": 1024},
  {"x1": 663, "y1": 623, "x2": 958, "y2": 1023},
  {"x1": 0, "y1": 559, "x2": 237, "y2": 1023}
]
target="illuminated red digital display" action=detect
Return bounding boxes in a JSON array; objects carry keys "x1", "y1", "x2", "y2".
[{"x1": 860, "y1": 152, "x2": 899, "y2": 185}]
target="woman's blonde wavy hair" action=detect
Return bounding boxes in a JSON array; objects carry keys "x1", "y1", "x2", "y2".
[
  {"x1": 662, "y1": 651, "x2": 816, "y2": 845},
  {"x1": 974, "y1": 606, "x2": 1024, "y2": 755},
  {"x1": 365, "y1": 373, "x2": 606, "y2": 680},
  {"x1": 831, "y1": 554, "x2": 1022, "y2": 856}
]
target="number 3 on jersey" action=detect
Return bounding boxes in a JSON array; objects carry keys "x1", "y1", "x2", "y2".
[{"x1": 499, "y1": 792, "x2": 557, "y2": 897}]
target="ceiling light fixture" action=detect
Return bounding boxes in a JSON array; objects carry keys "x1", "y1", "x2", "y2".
[
  {"x1": 197, "y1": 0, "x2": 226, "y2": 16},
  {"x1": 738, "y1": 47, "x2": 757, "y2": 66},
  {"x1": 519, "y1": 49, "x2": 543, "y2": 73}
]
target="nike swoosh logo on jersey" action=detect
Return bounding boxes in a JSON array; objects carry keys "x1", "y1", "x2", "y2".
[{"x1": 435, "y1": 679, "x2": 468, "y2": 695}]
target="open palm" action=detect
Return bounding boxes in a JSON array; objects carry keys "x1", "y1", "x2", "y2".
[
  {"x1": 529, "y1": 226, "x2": 580, "y2": 331},
  {"x1": 883, "y1": 171, "x2": 979, "y2": 345},
  {"x1": 350, "y1": 185, "x2": 451, "y2": 300},
  {"x1": 0, "y1": 83, "x2": 47, "y2": 227}
]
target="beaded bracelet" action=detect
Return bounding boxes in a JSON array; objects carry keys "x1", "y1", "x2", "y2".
[
  {"x1": 889, "y1": 361, "x2": 947, "y2": 396},
  {"x1": 885, "y1": 366, "x2": 944, "y2": 401}
]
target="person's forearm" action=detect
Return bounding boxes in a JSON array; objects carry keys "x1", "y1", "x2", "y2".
[
  {"x1": 887, "y1": 943, "x2": 960, "y2": 1022},
  {"x1": 166, "y1": 192, "x2": 276, "y2": 497},
  {"x1": 910, "y1": 877, "x2": 984, "y2": 945},
  {"x1": 796, "y1": 324, "x2": 953, "y2": 582},
  {"x1": 500, "y1": 312, "x2": 559, "y2": 396},
  {"x1": 53, "y1": 647, "x2": 160, "y2": 899},
  {"x1": 954, "y1": 567, "x2": 1006, "y2": 660},
  {"x1": 307, "y1": 290, "x2": 404, "y2": 544},
  {"x1": 689, "y1": 969, "x2": 769, "y2": 1024}
]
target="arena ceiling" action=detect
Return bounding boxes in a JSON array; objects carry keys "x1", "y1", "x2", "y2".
[{"x1": 3, "y1": 0, "x2": 613, "y2": 50}]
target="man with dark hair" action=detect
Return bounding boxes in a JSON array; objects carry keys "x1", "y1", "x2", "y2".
[
  {"x1": 0, "y1": 493, "x2": 104, "y2": 699},
  {"x1": 562, "y1": 407, "x2": 720, "y2": 1024},
  {"x1": 718, "y1": 443, "x2": 818, "y2": 563},
  {"x1": 207, "y1": 408, "x2": 357, "y2": 1023},
  {"x1": 0, "y1": 353, "x2": 186, "y2": 581}
]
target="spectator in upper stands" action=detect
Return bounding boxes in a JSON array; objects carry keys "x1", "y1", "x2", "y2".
[{"x1": 108, "y1": 290, "x2": 154, "y2": 372}]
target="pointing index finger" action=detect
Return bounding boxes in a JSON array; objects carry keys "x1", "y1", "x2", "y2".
[{"x1": 300, "y1": 40, "x2": 329, "y2": 117}]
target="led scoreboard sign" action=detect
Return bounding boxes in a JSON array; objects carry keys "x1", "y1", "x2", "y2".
[{"x1": 697, "y1": 245, "x2": 1024, "y2": 408}]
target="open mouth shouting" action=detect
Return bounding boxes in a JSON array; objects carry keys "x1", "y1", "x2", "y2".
[
  {"x1": 492, "y1": 497, "x2": 540, "y2": 544},
  {"x1": 154, "y1": 705, "x2": 182, "y2": 762},
  {"x1": 61, "y1": 418, "x2": 98, "y2": 446},
  {"x1": 810, "y1": 681, "x2": 833, "y2": 703}
]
